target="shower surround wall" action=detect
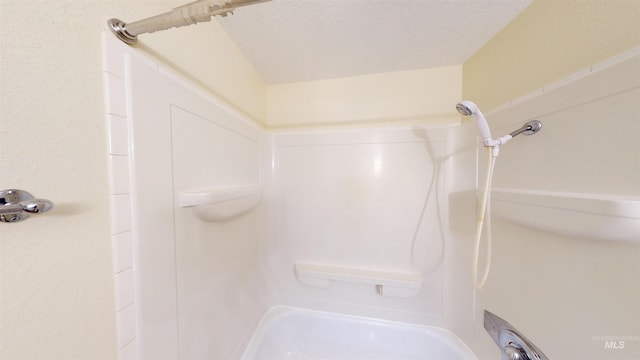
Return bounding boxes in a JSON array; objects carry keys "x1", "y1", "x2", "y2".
[
  {"x1": 102, "y1": 33, "x2": 467, "y2": 359},
  {"x1": 467, "y1": 50, "x2": 640, "y2": 359},
  {"x1": 266, "y1": 128, "x2": 451, "y2": 323},
  {"x1": 103, "y1": 34, "x2": 271, "y2": 358}
]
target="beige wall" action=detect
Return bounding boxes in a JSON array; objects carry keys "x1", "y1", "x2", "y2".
[
  {"x1": 140, "y1": 16, "x2": 268, "y2": 123},
  {"x1": 0, "y1": 1, "x2": 266, "y2": 358},
  {"x1": 463, "y1": 0, "x2": 640, "y2": 110},
  {"x1": 267, "y1": 65, "x2": 462, "y2": 129}
]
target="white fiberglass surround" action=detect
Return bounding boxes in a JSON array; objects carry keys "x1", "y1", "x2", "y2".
[
  {"x1": 104, "y1": 31, "x2": 639, "y2": 360},
  {"x1": 107, "y1": 37, "x2": 269, "y2": 358},
  {"x1": 265, "y1": 126, "x2": 456, "y2": 322},
  {"x1": 103, "y1": 32, "x2": 474, "y2": 358}
]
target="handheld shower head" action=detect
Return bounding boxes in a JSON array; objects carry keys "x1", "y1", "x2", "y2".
[
  {"x1": 456, "y1": 100, "x2": 492, "y2": 142},
  {"x1": 455, "y1": 101, "x2": 475, "y2": 116}
]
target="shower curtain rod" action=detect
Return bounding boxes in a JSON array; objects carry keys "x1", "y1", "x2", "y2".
[{"x1": 108, "y1": 0, "x2": 270, "y2": 45}]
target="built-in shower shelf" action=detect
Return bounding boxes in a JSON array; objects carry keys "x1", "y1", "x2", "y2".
[
  {"x1": 491, "y1": 188, "x2": 640, "y2": 243},
  {"x1": 294, "y1": 262, "x2": 422, "y2": 298},
  {"x1": 179, "y1": 185, "x2": 261, "y2": 222}
]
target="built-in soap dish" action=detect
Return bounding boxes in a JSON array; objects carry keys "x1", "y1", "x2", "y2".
[
  {"x1": 294, "y1": 262, "x2": 422, "y2": 298},
  {"x1": 179, "y1": 185, "x2": 261, "y2": 222},
  {"x1": 492, "y1": 188, "x2": 640, "y2": 242}
]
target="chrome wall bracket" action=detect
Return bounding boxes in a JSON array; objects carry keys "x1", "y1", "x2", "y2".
[
  {"x1": 0, "y1": 189, "x2": 54, "y2": 223},
  {"x1": 509, "y1": 120, "x2": 543, "y2": 138},
  {"x1": 484, "y1": 310, "x2": 550, "y2": 360}
]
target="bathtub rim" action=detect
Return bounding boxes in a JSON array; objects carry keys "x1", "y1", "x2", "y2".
[{"x1": 241, "y1": 305, "x2": 478, "y2": 359}]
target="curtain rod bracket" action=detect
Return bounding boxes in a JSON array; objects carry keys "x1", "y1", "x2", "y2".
[
  {"x1": 108, "y1": 18, "x2": 138, "y2": 45},
  {"x1": 107, "y1": 0, "x2": 271, "y2": 45}
]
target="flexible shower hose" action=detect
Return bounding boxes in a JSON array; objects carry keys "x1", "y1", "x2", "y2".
[{"x1": 473, "y1": 147, "x2": 497, "y2": 290}]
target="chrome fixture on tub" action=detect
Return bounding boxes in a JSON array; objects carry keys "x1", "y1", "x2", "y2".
[
  {"x1": 484, "y1": 310, "x2": 550, "y2": 360},
  {"x1": 1, "y1": 189, "x2": 54, "y2": 223}
]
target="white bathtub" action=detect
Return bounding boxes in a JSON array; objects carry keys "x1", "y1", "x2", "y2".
[{"x1": 242, "y1": 307, "x2": 478, "y2": 360}]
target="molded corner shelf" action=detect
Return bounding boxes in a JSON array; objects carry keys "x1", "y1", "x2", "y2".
[
  {"x1": 179, "y1": 185, "x2": 261, "y2": 222},
  {"x1": 294, "y1": 262, "x2": 422, "y2": 298},
  {"x1": 491, "y1": 188, "x2": 640, "y2": 243}
]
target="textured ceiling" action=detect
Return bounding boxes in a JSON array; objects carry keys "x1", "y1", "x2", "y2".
[{"x1": 218, "y1": 0, "x2": 532, "y2": 84}]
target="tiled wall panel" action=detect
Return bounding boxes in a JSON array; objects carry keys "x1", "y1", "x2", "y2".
[{"x1": 102, "y1": 33, "x2": 137, "y2": 359}]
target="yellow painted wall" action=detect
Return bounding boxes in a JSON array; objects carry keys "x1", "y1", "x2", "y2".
[
  {"x1": 267, "y1": 66, "x2": 462, "y2": 129},
  {"x1": 463, "y1": 0, "x2": 640, "y2": 110},
  {"x1": 141, "y1": 17, "x2": 267, "y2": 123},
  {"x1": 0, "y1": 0, "x2": 266, "y2": 358}
]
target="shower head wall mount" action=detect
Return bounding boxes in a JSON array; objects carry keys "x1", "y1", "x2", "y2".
[
  {"x1": 509, "y1": 120, "x2": 543, "y2": 138},
  {"x1": 456, "y1": 100, "x2": 542, "y2": 156}
]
